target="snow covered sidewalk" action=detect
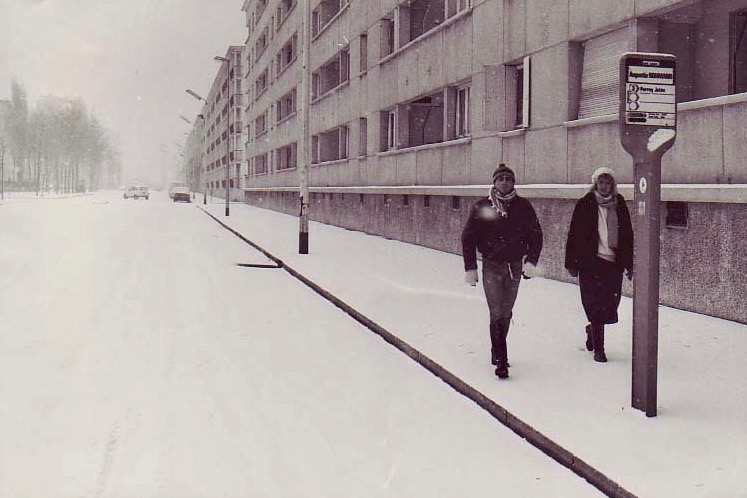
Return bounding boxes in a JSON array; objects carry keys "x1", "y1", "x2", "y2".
[{"x1": 200, "y1": 201, "x2": 747, "y2": 498}]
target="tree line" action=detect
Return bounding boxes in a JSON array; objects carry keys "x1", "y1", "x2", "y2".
[{"x1": 0, "y1": 79, "x2": 122, "y2": 196}]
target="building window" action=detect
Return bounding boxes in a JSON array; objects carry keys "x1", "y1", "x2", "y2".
[
  {"x1": 665, "y1": 201, "x2": 688, "y2": 229},
  {"x1": 255, "y1": 68, "x2": 269, "y2": 97},
  {"x1": 578, "y1": 27, "x2": 630, "y2": 119},
  {"x1": 276, "y1": 0, "x2": 296, "y2": 29},
  {"x1": 380, "y1": 108, "x2": 397, "y2": 151},
  {"x1": 407, "y1": 91, "x2": 445, "y2": 147},
  {"x1": 358, "y1": 117, "x2": 368, "y2": 156},
  {"x1": 312, "y1": 47, "x2": 350, "y2": 100},
  {"x1": 423, "y1": 195, "x2": 430, "y2": 207},
  {"x1": 405, "y1": 0, "x2": 444, "y2": 42},
  {"x1": 506, "y1": 56, "x2": 530, "y2": 129},
  {"x1": 276, "y1": 88, "x2": 297, "y2": 123},
  {"x1": 399, "y1": 0, "x2": 471, "y2": 47},
  {"x1": 311, "y1": 0, "x2": 350, "y2": 38},
  {"x1": 446, "y1": 0, "x2": 471, "y2": 17},
  {"x1": 255, "y1": 26, "x2": 269, "y2": 61},
  {"x1": 455, "y1": 85, "x2": 470, "y2": 137},
  {"x1": 380, "y1": 13, "x2": 395, "y2": 58},
  {"x1": 277, "y1": 33, "x2": 298, "y2": 75},
  {"x1": 276, "y1": 142, "x2": 298, "y2": 170},
  {"x1": 359, "y1": 33, "x2": 368, "y2": 72},
  {"x1": 312, "y1": 125, "x2": 348, "y2": 163},
  {"x1": 254, "y1": 111, "x2": 268, "y2": 137}
]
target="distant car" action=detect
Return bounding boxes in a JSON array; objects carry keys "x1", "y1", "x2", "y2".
[
  {"x1": 168, "y1": 181, "x2": 187, "y2": 199},
  {"x1": 123, "y1": 186, "x2": 149, "y2": 200},
  {"x1": 172, "y1": 186, "x2": 191, "y2": 203}
]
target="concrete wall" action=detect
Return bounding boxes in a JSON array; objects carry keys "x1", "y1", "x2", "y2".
[{"x1": 246, "y1": 190, "x2": 747, "y2": 324}]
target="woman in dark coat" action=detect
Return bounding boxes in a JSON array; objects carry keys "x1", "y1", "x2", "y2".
[{"x1": 565, "y1": 167, "x2": 633, "y2": 362}]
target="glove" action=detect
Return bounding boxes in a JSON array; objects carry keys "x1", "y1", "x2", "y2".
[
  {"x1": 465, "y1": 269, "x2": 478, "y2": 286},
  {"x1": 522, "y1": 262, "x2": 538, "y2": 279},
  {"x1": 567, "y1": 268, "x2": 579, "y2": 278},
  {"x1": 626, "y1": 269, "x2": 634, "y2": 281}
]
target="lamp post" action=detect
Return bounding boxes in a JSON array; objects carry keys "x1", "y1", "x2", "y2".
[
  {"x1": 215, "y1": 55, "x2": 231, "y2": 217},
  {"x1": 299, "y1": 0, "x2": 311, "y2": 253},
  {"x1": 186, "y1": 89, "x2": 208, "y2": 205},
  {"x1": 179, "y1": 115, "x2": 193, "y2": 195}
]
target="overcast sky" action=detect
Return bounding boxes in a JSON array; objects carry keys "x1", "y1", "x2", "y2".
[{"x1": 0, "y1": 0, "x2": 246, "y2": 184}]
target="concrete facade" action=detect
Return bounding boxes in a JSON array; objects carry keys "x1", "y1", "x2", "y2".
[
  {"x1": 195, "y1": 46, "x2": 245, "y2": 202},
  {"x1": 239, "y1": 0, "x2": 747, "y2": 323}
]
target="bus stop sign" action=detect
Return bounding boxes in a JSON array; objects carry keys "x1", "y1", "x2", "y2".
[
  {"x1": 620, "y1": 53, "x2": 677, "y2": 161},
  {"x1": 619, "y1": 52, "x2": 676, "y2": 418}
]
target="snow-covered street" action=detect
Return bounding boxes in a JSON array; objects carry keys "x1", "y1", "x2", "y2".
[{"x1": 0, "y1": 191, "x2": 602, "y2": 497}]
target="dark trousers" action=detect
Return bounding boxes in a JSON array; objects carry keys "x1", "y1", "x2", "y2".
[
  {"x1": 482, "y1": 261, "x2": 522, "y2": 363},
  {"x1": 579, "y1": 257, "x2": 623, "y2": 325}
]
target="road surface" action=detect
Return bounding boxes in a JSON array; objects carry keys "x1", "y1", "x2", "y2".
[{"x1": 0, "y1": 190, "x2": 602, "y2": 497}]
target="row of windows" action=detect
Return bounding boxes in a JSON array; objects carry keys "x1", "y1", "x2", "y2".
[
  {"x1": 252, "y1": 142, "x2": 298, "y2": 175},
  {"x1": 249, "y1": 0, "x2": 296, "y2": 59},
  {"x1": 208, "y1": 179, "x2": 236, "y2": 189},
  {"x1": 254, "y1": 32, "x2": 297, "y2": 99},
  {"x1": 247, "y1": 80, "x2": 473, "y2": 176},
  {"x1": 311, "y1": 0, "x2": 349, "y2": 39},
  {"x1": 239, "y1": 2, "x2": 747, "y2": 181},
  {"x1": 251, "y1": 188, "x2": 689, "y2": 229}
]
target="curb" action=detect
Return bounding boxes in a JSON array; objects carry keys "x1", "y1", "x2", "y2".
[{"x1": 198, "y1": 206, "x2": 638, "y2": 498}]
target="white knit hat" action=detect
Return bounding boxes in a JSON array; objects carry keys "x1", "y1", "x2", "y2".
[{"x1": 591, "y1": 167, "x2": 615, "y2": 184}]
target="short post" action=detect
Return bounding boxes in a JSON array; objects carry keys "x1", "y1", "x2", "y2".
[{"x1": 619, "y1": 52, "x2": 677, "y2": 417}]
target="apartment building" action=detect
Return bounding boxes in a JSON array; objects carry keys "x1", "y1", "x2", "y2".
[
  {"x1": 240, "y1": 0, "x2": 747, "y2": 323},
  {"x1": 183, "y1": 115, "x2": 204, "y2": 197},
  {"x1": 200, "y1": 46, "x2": 245, "y2": 201}
]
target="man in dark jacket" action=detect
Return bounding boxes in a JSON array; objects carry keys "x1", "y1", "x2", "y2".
[
  {"x1": 565, "y1": 167, "x2": 633, "y2": 362},
  {"x1": 461, "y1": 164, "x2": 543, "y2": 378}
]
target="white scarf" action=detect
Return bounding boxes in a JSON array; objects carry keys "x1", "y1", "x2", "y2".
[{"x1": 488, "y1": 187, "x2": 517, "y2": 218}]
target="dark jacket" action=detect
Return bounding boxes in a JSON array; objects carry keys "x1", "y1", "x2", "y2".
[
  {"x1": 565, "y1": 191, "x2": 633, "y2": 273},
  {"x1": 461, "y1": 195, "x2": 543, "y2": 271}
]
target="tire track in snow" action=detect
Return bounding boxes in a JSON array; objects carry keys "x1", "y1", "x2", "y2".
[{"x1": 92, "y1": 421, "x2": 120, "y2": 498}]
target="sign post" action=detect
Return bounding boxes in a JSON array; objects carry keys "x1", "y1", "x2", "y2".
[{"x1": 619, "y1": 53, "x2": 677, "y2": 417}]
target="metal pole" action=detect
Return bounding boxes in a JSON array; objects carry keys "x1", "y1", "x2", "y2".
[
  {"x1": 631, "y1": 158, "x2": 662, "y2": 417},
  {"x1": 225, "y1": 59, "x2": 231, "y2": 217},
  {"x1": 298, "y1": 0, "x2": 311, "y2": 254}
]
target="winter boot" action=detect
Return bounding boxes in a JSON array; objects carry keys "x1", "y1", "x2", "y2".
[
  {"x1": 495, "y1": 361, "x2": 509, "y2": 379},
  {"x1": 494, "y1": 317, "x2": 511, "y2": 377},
  {"x1": 592, "y1": 324, "x2": 607, "y2": 362},
  {"x1": 489, "y1": 323, "x2": 500, "y2": 366},
  {"x1": 499, "y1": 317, "x2": 511, "y2": 366},
  {"x1": 585, "y1": 324, "x2": 593, "y2": 351}
]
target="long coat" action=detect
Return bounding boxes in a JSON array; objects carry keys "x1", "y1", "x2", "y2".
[{"x1": 564, "y1": 191, "x2": 633, "y2": 273}]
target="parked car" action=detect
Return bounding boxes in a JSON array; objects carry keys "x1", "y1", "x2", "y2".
[
  {"x1": 123, "y1": 186, "x2": 149, "y2": 200},
  {"x1": 168, "y1": 181, "x2": 187, "y2": 199},
  {"x1": 172, "y1": 186, "x2": 191, "y2": 203}
]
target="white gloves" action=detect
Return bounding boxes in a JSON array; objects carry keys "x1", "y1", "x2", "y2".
[
  {"x1": 465, "y1": 269, "x2": 478, "y2": 286},
  {"x1": 522, "y1": 262, "x2": 538, "y2": 279}
]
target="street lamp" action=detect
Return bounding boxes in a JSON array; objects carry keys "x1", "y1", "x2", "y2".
[
  {"x1": 186, "y1": 89, "x2": 208, "y2": 205},
  {"x1": 214, "y1": 54, "x2": 231, "y2": 217},
  {"x1": 298, "y1": 0, "x2": 311, "y2": 254}
]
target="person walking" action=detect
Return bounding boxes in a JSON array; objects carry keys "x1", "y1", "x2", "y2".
[
  {"x1": 565, "y1": 167, "x2": 633, "y2": 362},
  {"x1": 461, "y1": 164, "x2": 543, "y2": 379}
]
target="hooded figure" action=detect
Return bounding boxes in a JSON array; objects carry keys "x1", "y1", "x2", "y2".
[{"x1": 565, "y1": 167, "x2": 633, "y2": 362}]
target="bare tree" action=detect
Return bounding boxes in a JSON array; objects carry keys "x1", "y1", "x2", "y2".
[{"x1": 8, "y1": 79, "x2": 29, "y2": 189}]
